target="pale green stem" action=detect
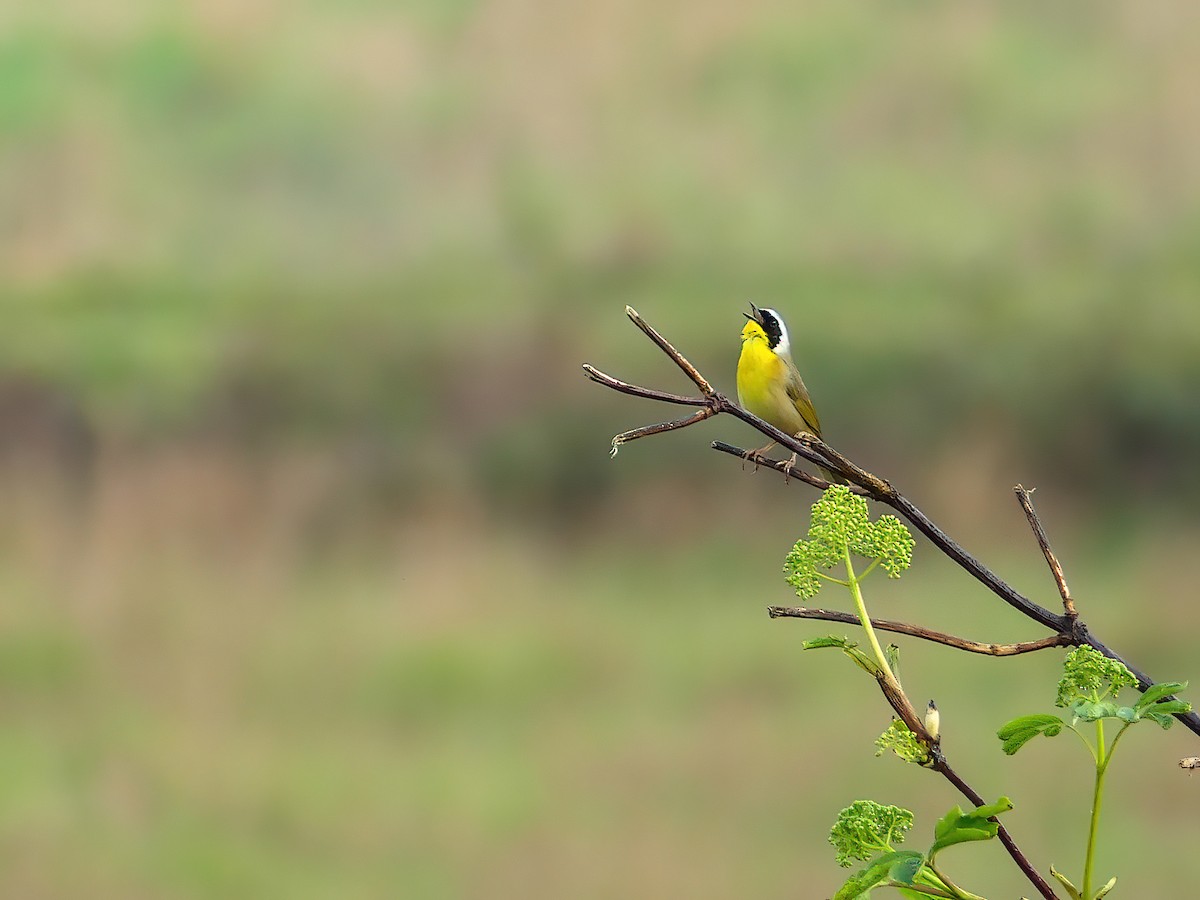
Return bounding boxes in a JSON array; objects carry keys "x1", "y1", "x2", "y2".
[
  {"x1": 844, "y1": 545, "x2": 899, "y2": 688},
  {"x1": 815, "y1": 572, "x2": 850, "y2": 586},
  {"x1": 1105, "y1": 721, "x2": 1132, "y2": 762},
  {"x1": 893, "y1": 883, "x2": 955, "y2": 899},
  {"x1": 857, "y1": 557, "x2": 882, "y2": 580},
  {"x1": 1081, "y1": 717, "x2": 1106, "y2": 899},
  {"x1": 927, "y1": 861, "x2": 986, "y2": 900},
  {"x1": 1063, "y1": 723, "x2": 1099, "y2": 764}
]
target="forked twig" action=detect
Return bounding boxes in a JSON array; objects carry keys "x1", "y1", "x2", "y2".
[{"x1": 1015, "y1": 485, "x2": 1077, "y2": 618}]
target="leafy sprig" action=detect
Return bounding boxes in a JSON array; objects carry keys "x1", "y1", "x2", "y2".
[
  {"x1": 998, "y1": 645, "x2": 1191, "y2": 899},
  {"x1": 1055, "y1": 646, "x2": 1138, "y2": 709},
  {"x1": 829, "y1": 798, "x2": 1011, "y2": 899}
]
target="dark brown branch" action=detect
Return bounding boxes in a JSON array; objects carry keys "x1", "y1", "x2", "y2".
[
  {"x1": 624, "y1": 306, "x2": 714, "y2": 395},
  {"x1": 932, "y1": 757, "x2": 1059, "y2": 900},
  {"x1": 715, "y1": 441, "x2": 1064, "y2": 630},
  {"x1": 718, "y1": 444, "x2": 871, "y2": 494},
  {"x1": 610, "y1": 408, "x2": 716, "y2": 457},
  {"x1": 1014, "y1": 485, "x2": 1077, "y2": 618},
  {"x1": 768, "y1": 606, "x2": 1070, "y2": 656},
  {"x1": 582, "y1": 364, "x2": 704, "y2": 407}
]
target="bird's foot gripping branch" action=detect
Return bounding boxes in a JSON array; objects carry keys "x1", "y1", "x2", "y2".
[{"x1": 584, "y1": 306, "x2": 1196, "y2": 899}]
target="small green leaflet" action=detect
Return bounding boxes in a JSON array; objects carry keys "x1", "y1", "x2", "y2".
[
  {"x1": 928, "y1": 797, "x2": 1011, "y2": 858},
  {"x1": 1134, "y1": 680, "x2": 1186, "y2": 710},
  {"x1": 996, "y1": 714, "x2": 1064, "y2": 755},
  {"x1": 801, "y1": 635, "x2": 880, "y2": 675},
  {"x1": 831, "y1": 851, "x2": 924, "y2": 900}
]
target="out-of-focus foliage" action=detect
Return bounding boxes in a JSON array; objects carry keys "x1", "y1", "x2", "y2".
[{"x1": 2, "y1": 2, "x2": 1200, "y2": 897}]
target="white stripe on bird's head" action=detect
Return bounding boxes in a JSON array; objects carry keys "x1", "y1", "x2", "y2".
[{"x1": 759, "y1": 307, "x2": 790, "y2": 357}]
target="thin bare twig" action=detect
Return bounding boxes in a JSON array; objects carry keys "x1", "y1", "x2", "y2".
[
  {"x1": 582, "y1": 364, "x2": 702, "y2": 407},
  {"x1": 715, "y1": 448, "x2": 868, "y2": 496},
  {"x1": 624, "y1": 306, "x2": 714, "y2": 395},
  {"x1": 768, "y1": 606, "x2": 1070, "y2": 656},
  {"x1": 1014, "y1": 485, "x2": 1077, "y2": 618},
  {"x1": 609, "y1": 409, "x2": 716, "y2": 457}
]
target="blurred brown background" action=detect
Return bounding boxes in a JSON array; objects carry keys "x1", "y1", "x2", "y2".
[{"x1": 2, "y1": 2, "x2": 1199, "y2": 897}]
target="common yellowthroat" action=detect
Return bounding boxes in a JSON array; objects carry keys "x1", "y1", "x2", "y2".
[{"x1": 737, "y1": 303, "x2": 840, "y2": 482}]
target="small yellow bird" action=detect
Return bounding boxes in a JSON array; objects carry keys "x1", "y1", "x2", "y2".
[{"x1": 736, "y1": 303, "x2": 839, "y2": 481}]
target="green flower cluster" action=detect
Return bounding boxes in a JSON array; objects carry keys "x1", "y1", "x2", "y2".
[
  {"x1": 1055, "y1": 646, "x2": 1138, "y2": 708},
  {"x1": 875, "y1": 719, "x2": 929, "y2": 765},
  {"x1": 828, "y1": 799, "x2": 914, "y2": 868},
  {"x1": 784, "y1": 485, "x2": 915, "y2": 599}
]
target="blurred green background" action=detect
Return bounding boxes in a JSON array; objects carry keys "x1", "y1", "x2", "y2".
[{"x1": 3, "y1": 2, "x2": 1200, "y2": 897}]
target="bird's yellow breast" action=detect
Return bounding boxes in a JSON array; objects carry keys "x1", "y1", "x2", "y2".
[{"x1": 737, "y1": 332, "x2": 807, "y2": 435}]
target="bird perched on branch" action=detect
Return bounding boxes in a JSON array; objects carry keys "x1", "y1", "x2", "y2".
[{"x1": 736, "y1": 303, "x2": 841, "y2": 483}]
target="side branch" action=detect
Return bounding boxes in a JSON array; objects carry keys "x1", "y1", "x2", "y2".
[
  {"x1": 711, "y1": 441, "x2": 869, "y2": 495},
  {"x1": 582, "y1": 364, "x2": 705, "y2": 407},
  {"x1": 610, "y1": 409, "x2": 716, "y2": 457},
  {"x1": 1014, "y1": 485, "x2": 1077, "y2": 618},
  {"x1": 768, "y1": 606, "x2": 1069, "y2": 656},
  {"x1": 624, "y1": 306, "x2": 714, "y2": 395}
]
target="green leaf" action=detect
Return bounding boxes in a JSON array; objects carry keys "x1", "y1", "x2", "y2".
[
  {"x1": 933, "y1": 805, "x2": 964, "y2": 841},
  {"x1": 832, "y1": 852, "x2": 912, "y2": 899},
  {"x1": 803, "y1": 635, "x2": 857, "y2": 651},
  {"x1": 884, "y1": 643, "x2": 901, "y2": 679},
  {"x1": 888, "y1": 852, "x2": 925, "y2": 885},
  {"x1": 997, "y1": 714, "x2": 1064, "y2": 739},
  {"x1": 1094, "y1": 874, "x2": 1117, "y2": 898},
  {"x1": 800, "y1": 635, "x2": 881, "y2": 674},
  {"x1": 929, "y1": 825, "x2": 996, "y2": 856},
  {"x1": 1147, "y1": 699, "x2": 1191, "y2": 717},
  {"x1": 1071, "y1": 699, "x2": 1120, "y2": 722},
  {"x1": 1134, "y1": 681, "x2": 1186, "y2": 710},
  {"x1": 844, "y1": 646, "x2": 882, "y2": 675},
  {"x1": 1116, "y1": 706, "x2": 1139, "y2": 723},
  {"x1": 1141, "y1": 710, "x2": 1178, "y2": 729},
  {"x1": 996, "y1": 714, "x2": 1064, "y2": 755},
  {"x1": 927, "y1": 798, "x2": 1010, "y2": 858},
  {"x1": 971, "y1": 796, "x2": 1014, "y2": 819},
  {"x1": 1050, "y1": 865, "x2": 1083, "y2": 900}
]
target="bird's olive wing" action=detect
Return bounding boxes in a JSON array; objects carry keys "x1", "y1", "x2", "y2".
[{"x1": 784, "y1": 368, "x2": 822, "y2": 437}]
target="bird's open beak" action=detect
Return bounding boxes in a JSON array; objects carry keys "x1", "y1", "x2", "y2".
[{"x1": 743, "y1": 303, "x2": 763, "y2": 325}]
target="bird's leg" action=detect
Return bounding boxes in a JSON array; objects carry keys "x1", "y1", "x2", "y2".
[
  {"x1": 782, "y1": 451, "x2": 798, "y2": 483},
  {"x1": 782, "y1": 431, "x2": 818, "y2": 484},
  {"x1": 741, "y1": 440, "x2": 777, "y2": 472}
]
